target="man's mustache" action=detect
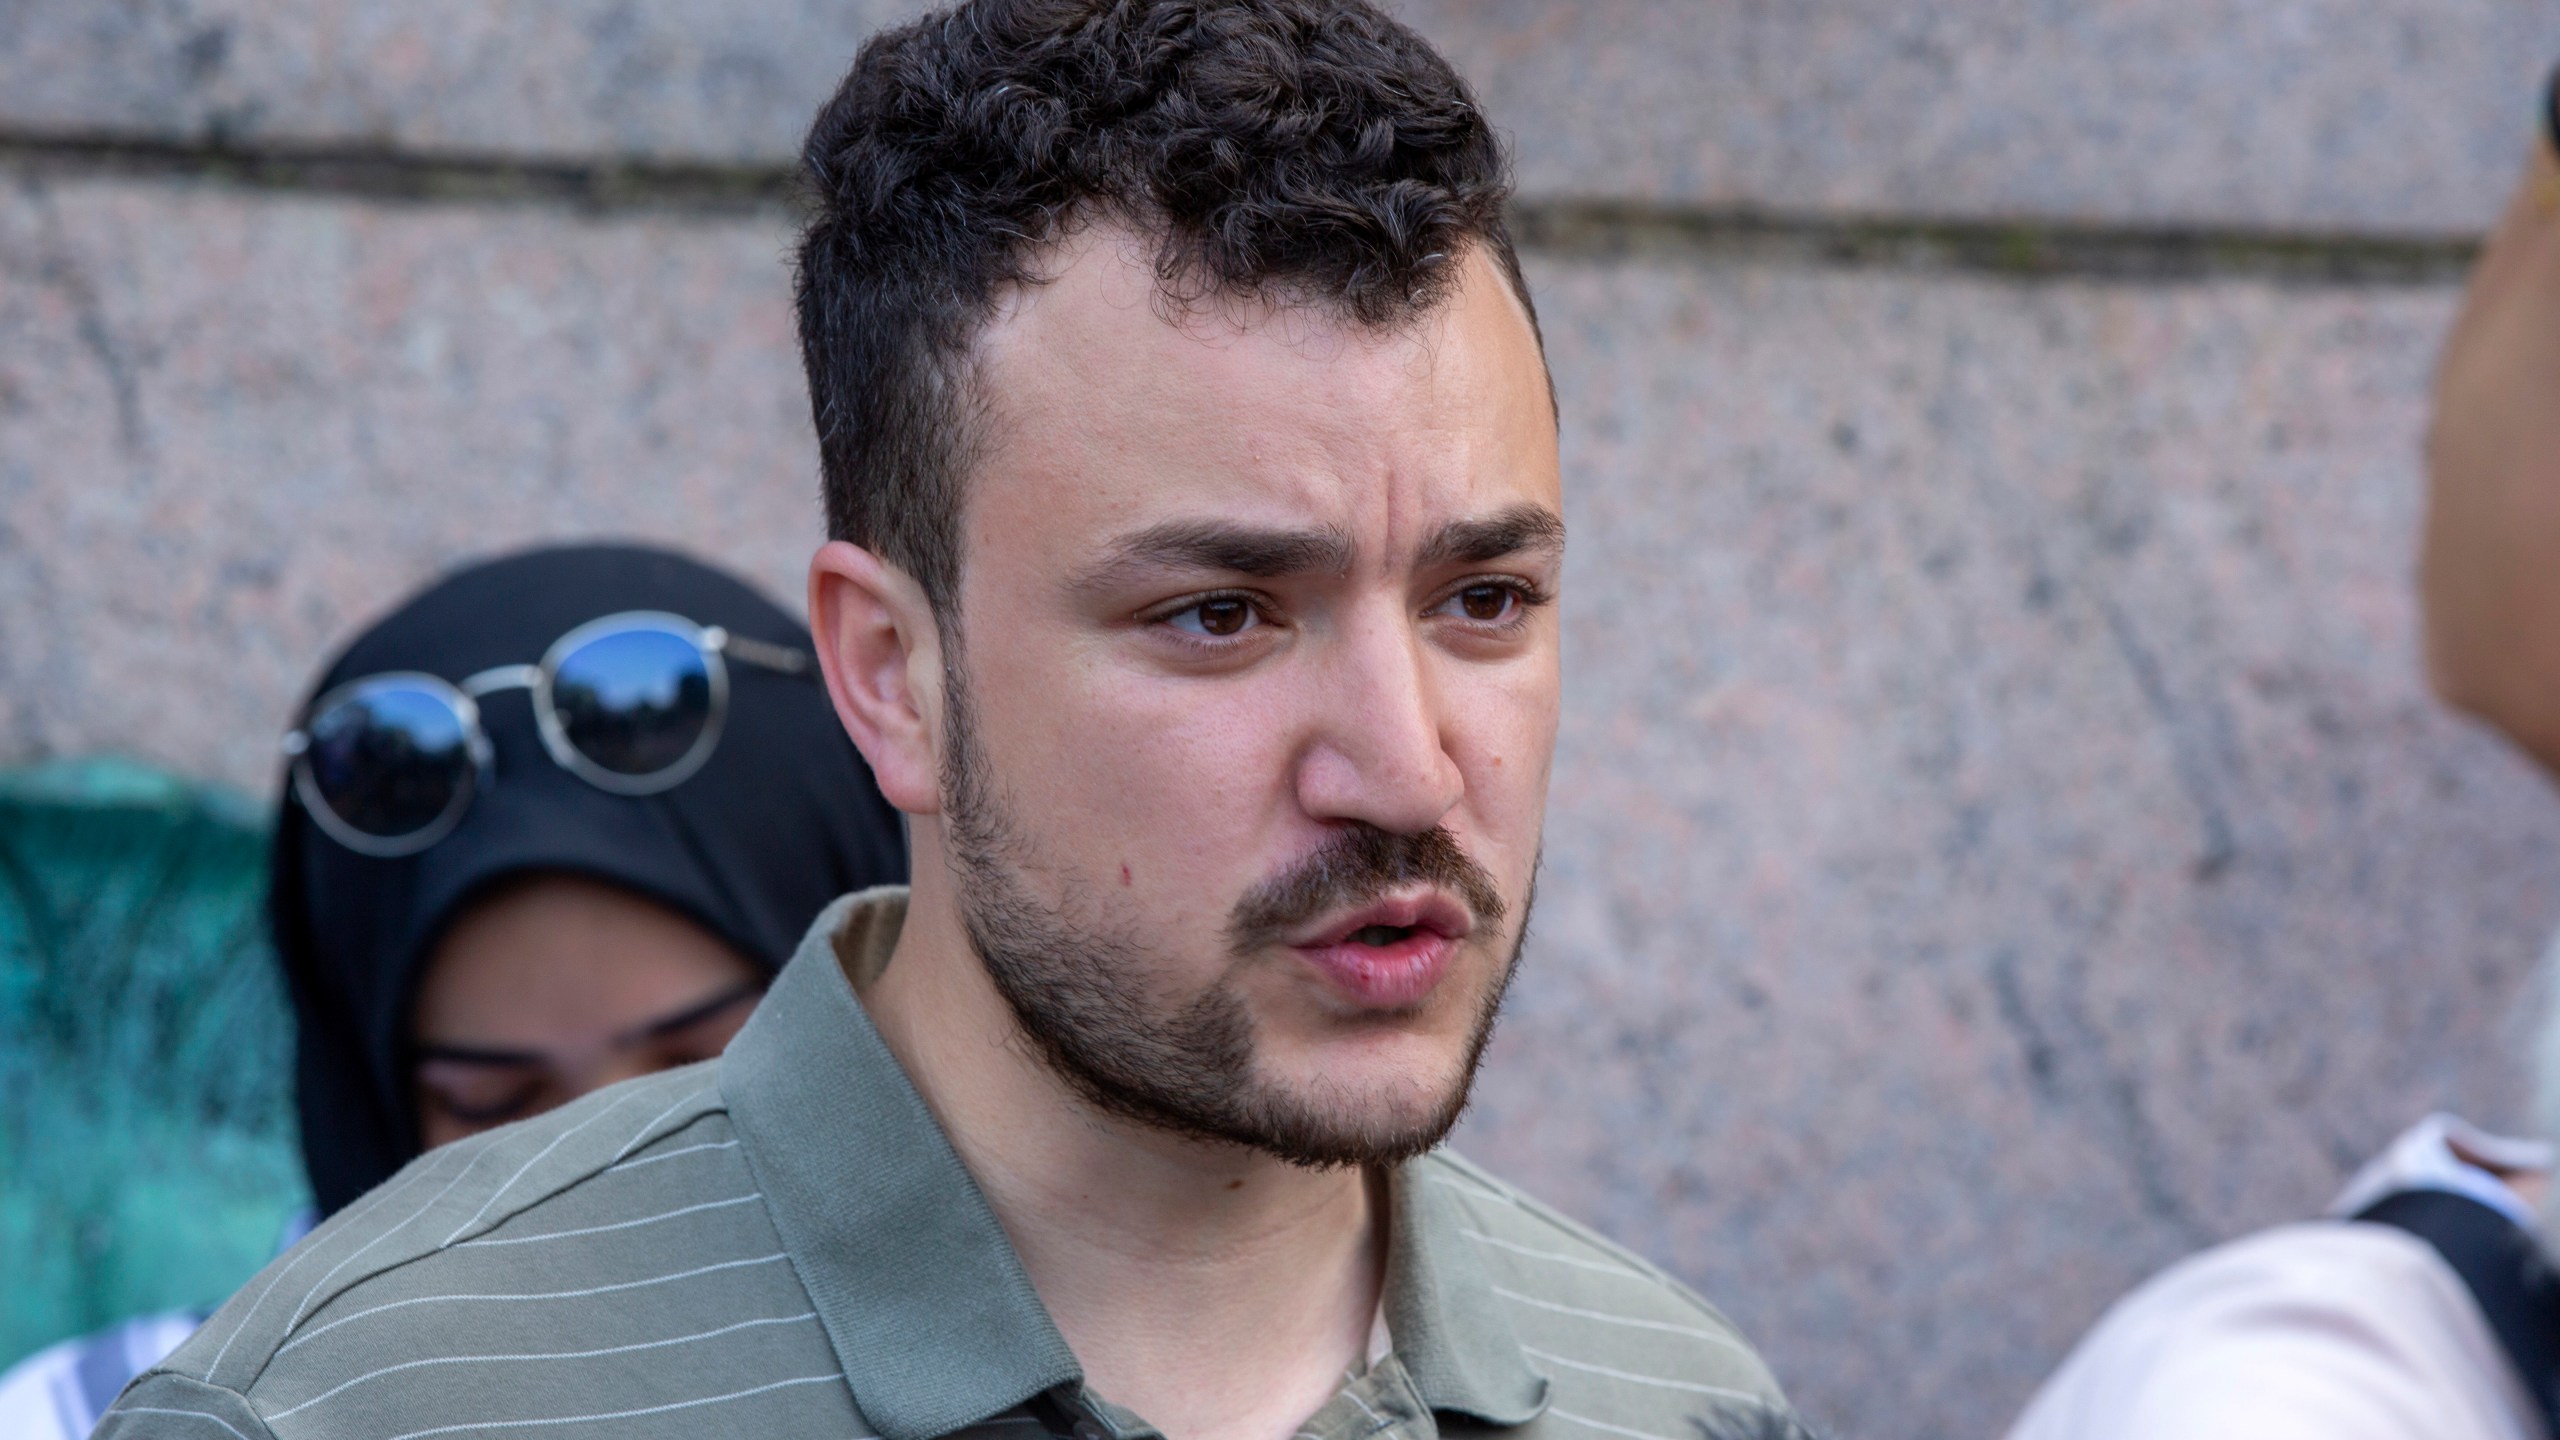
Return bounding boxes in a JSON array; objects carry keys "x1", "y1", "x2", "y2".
[{"x1": 1226, "y1": 824, "x2": 1506, "y2": 951}]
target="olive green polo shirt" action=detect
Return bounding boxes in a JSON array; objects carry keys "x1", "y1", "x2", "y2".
[{"x1": 100, "y1": 887, "x2": 1791, "y2": 1440}]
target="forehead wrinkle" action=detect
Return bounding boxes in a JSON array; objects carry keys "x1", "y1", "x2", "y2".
[{"x1": 971, "y1": 233, "x2": 1557, "y2": 605}]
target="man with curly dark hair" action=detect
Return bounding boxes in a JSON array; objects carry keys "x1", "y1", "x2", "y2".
[{"x1": 98, "y1": 5, "x2": 1793, "y2": 1439}]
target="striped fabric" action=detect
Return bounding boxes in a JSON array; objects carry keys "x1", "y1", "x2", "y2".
[{"x1": 99, "y1": 888, "x2": 1791, "y2": 1440}]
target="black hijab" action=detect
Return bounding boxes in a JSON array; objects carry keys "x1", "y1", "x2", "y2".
[{"x1": 271, "y1": 543, "x2": 906, "y2": 1215}]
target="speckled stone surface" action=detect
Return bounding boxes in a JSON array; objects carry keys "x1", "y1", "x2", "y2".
[
  {"x1": 0, "y1": 0, "x2": 914, "y2": 166},
  {"x1": 3, "y1": 0, "x2": 2555, "y2": 234},
  {"x1": 0, "y1": 175, "x2": 822, "y2": 788},
  {"x1": 1457, "y1": 256, "x2": 2560, "y2": 1435},
  {"x1": 0, "y1": 0, "x2": 912, "y2": 163},
  {"x1": 7, "y1": 171, "x2": 2560, "y2": 1436},
  {"x1": 1404, "y1": 0, "x2": 2560, "y2": 235}
]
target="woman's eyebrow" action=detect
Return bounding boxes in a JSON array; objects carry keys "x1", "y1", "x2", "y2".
[
  {"x1": 616, "y1": 980, "x2": 767, "y2": 1046},
  {"x1": 413, "y1": 1042, "x2": 548, "y2": 1067}
]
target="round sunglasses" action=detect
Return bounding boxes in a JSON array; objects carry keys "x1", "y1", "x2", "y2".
[{"x1": 283, "y1": 611, "x2": 816, "y2": 857}]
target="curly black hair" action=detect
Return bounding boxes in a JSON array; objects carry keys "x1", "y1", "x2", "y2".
[{"x1": 793, "y1": 0, "x2": 1536, "y2": 616}]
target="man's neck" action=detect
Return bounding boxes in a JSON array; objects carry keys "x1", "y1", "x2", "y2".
[{"x1": 858, "y1": 862, "x2": 1385, "y2": 1440}]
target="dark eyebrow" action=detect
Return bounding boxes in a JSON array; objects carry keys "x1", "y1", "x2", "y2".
[
  {"x1": 613, "y1": 980, "x2": 765, "y2": 1047},
  {"x1": 413, "y1": 1042, "x2": 547, "y2": 1068},
  {"x1": 1075, "y1": 519, "x2": 1356, "y2": 588},
  {"x1": 1417, "y1": 504, "x2": 1566, "y2": 568},
  {"x1": 413, "y1": 982, "x2": 766, "y2": 1070}
]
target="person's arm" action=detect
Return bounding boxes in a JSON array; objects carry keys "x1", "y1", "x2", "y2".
[
  {"x1": 2006, "y1": 1226, "x2": 2540, "y2": 1440},
  {"x1": 2421, "y1": 77, "x2": 2560, "y2": 776}
]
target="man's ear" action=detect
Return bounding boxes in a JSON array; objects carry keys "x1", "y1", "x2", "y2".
[{"x1": 809, "y1": 540, "x2": 944, "y2": 816}]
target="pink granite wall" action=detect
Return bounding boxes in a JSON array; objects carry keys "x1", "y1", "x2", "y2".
[{"x1": 7, "y1": 3, "x2": 2560, "y2": 1434}]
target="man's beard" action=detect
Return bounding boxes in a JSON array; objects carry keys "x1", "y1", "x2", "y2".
[{"x1": 940, "y1": 661, "x2": 1529, "y2": 1169}]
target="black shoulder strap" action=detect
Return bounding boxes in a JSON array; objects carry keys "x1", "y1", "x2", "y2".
[{"x1": 2354, "y1": 1188, "x2": 2560, "y2": 1437}]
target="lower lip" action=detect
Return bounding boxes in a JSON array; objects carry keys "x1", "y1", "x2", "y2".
[{"x1": 1293, "y1": 930, "x2": 1457, "y2": 1009}]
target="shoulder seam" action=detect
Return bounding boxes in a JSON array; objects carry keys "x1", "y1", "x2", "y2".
[
  {"x1": 438, "y1": 1074, "x2": 726, "y2": 1247},
  {"x1": 220, "y1": 1071, "x2": 731, "y2": 1395},
  {"x1": 196, "y1": 1134, "x2": 503, "y2": 1390},
  {"x1": 103, "y1": 1371, "x2": 282, "y2": 1440}
]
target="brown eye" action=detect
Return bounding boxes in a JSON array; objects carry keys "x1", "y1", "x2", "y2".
[
  {"x1": 1181, "y1": 597, "x2": 1254, "y2": 636},
  {"x1": 1457, "y1": 584, "x2": 1515, "y2": 622}
]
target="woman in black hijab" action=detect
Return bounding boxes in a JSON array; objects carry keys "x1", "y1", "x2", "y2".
[
  {"x1": 274, "y1": 542, "x2": 906, "y2": 1213},
  {"x1": 3, "y1": 543, "x2": 905, "y2": 1439}
]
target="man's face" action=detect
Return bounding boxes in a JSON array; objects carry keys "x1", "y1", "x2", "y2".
[{"x1": 943, "y1": 231, "x2": 1562, "y2": 1165}]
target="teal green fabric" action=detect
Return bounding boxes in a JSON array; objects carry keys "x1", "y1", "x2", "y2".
[{"x1": 0, "y1": 759, "x2": 308, "y2": 1370}]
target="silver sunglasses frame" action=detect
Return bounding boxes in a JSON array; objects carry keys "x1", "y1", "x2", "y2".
[
  {"x1": 532, "y1": 610, "x2": 734, "y2": 797},
  {"x1": 285, "y1": 670, "x2": 492, "y2": 858},
  {"x1": 282, "y1": 610, "x2": 809, "y2": 858}
]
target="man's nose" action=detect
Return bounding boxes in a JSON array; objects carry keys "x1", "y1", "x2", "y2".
[{"x1": 1291, "y1": 605, "x2": 1465, "y2": 836}]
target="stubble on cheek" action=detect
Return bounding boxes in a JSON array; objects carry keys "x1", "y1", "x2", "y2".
[{"x1": 940, "y1": 626, "x2": 1542, "y2": 1165}]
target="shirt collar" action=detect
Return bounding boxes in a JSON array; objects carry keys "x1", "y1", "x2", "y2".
[
  {"x1": 722, "y1": 886, "x2": 1547, "y2": 1439},
  {"x1": 1385, "y1": 1163, "x2": 1550, "y2": 1425},
  {"x1": 722, "y1": 887, "x2": 1081, "y2": 1440}
]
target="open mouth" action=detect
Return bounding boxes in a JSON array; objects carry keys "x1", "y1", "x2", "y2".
[
  {"x1": 1288, "y1": 891, "x2": 1475, "y2": 1009},
  {"x1": 1298, "y1": 890, "x2": 1473, "y2": 951}
]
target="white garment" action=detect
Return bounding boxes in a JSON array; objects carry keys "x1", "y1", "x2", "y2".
[
  {"x1": 0, "y1": 1209, "x2": 311, "y2": 1440},
  {"x1": 2331, "y1": 1114, "x2": 2552, "y2": 1230},
  {"x1": 0, "y1": 1311, "x2": 204, "y2": 1440},
  {"x1": 2006, "y1": 1114, "x2": 2554, "y2": 1440}
]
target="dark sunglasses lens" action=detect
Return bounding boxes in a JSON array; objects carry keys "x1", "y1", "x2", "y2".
[
  {"x1": 304, "y1": 683, "x2": 474, "y2": 841},
  {"x1": 550, "y1": 628, "x2": 714, "y2": 778}
]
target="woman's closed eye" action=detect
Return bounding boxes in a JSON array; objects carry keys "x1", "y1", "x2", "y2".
[{"x1": 416, "y1": 1062, "x2": 550, "y2": 1127}]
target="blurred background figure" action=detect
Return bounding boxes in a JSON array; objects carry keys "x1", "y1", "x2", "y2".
[
  {"x1": 0, "y1": 543, "x2": 906, "y2": 1438},
  {"x1": 2005, "y1": 77, "x2": 2560, "y2": 1440},
  {"x1": 2424, "y1": 85, "x2": 2560, "y2": 787}
]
